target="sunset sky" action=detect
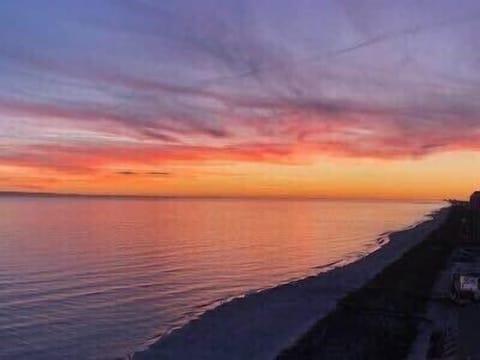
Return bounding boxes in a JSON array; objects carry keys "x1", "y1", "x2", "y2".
[{"x1": 1, "y1": 0, "x2": 480, "y2": 199}]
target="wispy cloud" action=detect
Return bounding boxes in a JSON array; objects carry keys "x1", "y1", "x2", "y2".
[
  {"x1": 115, "y1": 169, "x2": 171, "y2": 177},
  {"x1": 1, "y1": 0, "x2": 480, "y2": 183}
]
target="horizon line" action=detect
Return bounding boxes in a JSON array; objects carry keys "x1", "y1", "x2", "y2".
[{"x1": 0, "y1": 190, "x2": 452, "y2": 203}]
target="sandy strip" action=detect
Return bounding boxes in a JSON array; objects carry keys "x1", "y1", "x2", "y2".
[{"x1": 133, "y1": 207, "x2": 449, "y2": 360}]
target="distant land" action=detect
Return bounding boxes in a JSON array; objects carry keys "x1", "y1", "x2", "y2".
[{"x1": 0, "y1": 191, "x2": 174, "y2": 200}]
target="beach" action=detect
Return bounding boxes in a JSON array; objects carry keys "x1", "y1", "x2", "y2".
[
  {"x1": 133, "y1": 206, "x2": 450, "y2": 360},
  {"x1": 279, "y1": 204, "x2": 465, "y2": 359},
  {"x1": 1, "y1": 198, "x2": 439, "y2": 359}
]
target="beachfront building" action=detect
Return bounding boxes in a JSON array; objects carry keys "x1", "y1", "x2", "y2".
[
  {"x1": 471, "y1": 191, "x2": 480, "y2": 242},
  {"x1": 471, "y1": 191, "x2": 480, "y2": 210}
]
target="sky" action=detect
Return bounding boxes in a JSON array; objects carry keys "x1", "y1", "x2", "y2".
[{"x1": 1, "y1": 0, "x2": 480, "y2": 200}]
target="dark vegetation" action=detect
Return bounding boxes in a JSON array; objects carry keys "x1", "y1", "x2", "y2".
[{"x1": 278, "y1": 204, "x2": 469, "y2": 360}]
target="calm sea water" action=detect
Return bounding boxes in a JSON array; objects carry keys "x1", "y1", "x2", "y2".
[{"x1": 0, "y1": 197, "x2": 442, "y2": 359}]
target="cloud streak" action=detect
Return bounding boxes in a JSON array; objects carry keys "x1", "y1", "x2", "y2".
[{"x1": 1, "y1": 0, "x2": 480, "y2": 189}]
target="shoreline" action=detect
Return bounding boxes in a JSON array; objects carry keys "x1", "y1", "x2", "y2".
[
  {"x1": 278, "y1": 204, "x2": 464, "y2": 359},
  {"x1": 133, "y1": 206, "x2": 449, "y2": 360}
]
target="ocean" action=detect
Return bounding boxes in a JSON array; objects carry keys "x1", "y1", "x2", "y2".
[{"x1": 0, "y1": 197, "x2": 443, "y2": 359}]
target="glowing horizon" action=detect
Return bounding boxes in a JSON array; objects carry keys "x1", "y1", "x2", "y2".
[{"x1": 1, "y1": 1, "x2": 480, "y2": 200}]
